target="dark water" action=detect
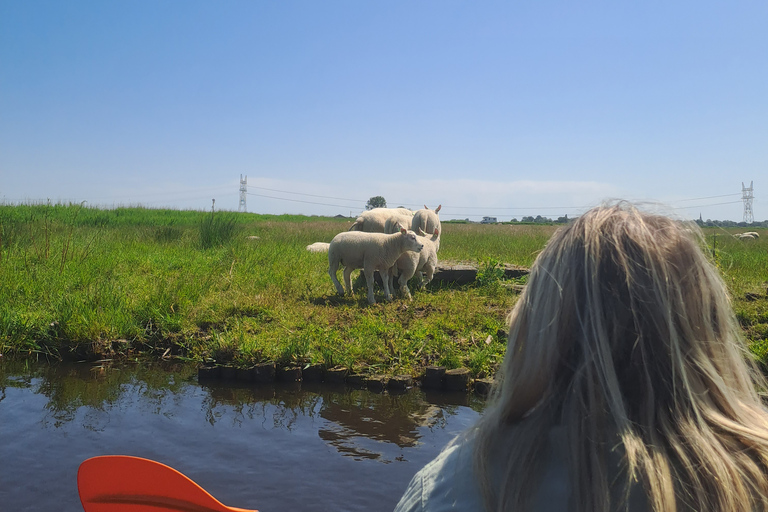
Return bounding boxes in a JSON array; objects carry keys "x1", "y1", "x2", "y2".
[{"x1": 0, "y1": 360, "x2": 484, "y2": 511}]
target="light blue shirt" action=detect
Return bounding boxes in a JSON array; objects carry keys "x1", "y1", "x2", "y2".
[{"x1": 394, "y1": 427, "x2": 571, "y2": 512}]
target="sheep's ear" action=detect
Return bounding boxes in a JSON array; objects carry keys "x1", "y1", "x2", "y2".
[
  {"x1": 435, "y1": 205, "x2": 441, "y2": 213},
  {"x1": 400, "y1": 227, "x2": 407, "y2": 235},
  {"x1": 424, "y1": 204, "x2": 429, "y2": 210},
  {"x1": 418, "y1": 227, "x2": 427, "y2": 236},
  {"x1": 434, "y1": 228, "x2": 439, "y2": 236}
]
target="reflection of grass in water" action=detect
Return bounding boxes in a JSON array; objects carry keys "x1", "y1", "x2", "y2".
[
  {"x1": 1, "y1": 359, "x2": 481, "y2": 459},
  {"x1": 0, "y1": 360, "x2": 198, "y2": 429}
]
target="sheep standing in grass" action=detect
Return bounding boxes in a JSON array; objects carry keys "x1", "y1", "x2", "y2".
[
  {"x1": 349, "y1": 207, "x2": 414, "y2": 233},
  {"x1": 390, "y1": 228, "x2": 440, "y2": 300},
  {"x1": 328, "y1": 227, "x2": 424, "y2": 304},
  {"x1": 306, "y1": 242, "x2": 330, "y2": 252},
  {"x1": 411, "y1": 205, "x2": 441, "y2": 245}
]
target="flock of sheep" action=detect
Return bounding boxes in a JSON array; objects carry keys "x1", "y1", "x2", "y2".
[
  {"x1": 307, "y1": 213, "x2": 761, "y2": 304},
  {"x1": 307, "y1": 205, "x2": 443, "y2": 304}
]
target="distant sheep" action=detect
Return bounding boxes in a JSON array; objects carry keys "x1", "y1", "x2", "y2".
[
  {"x1": 390, "y1": 227, "x2": 440, "y2": 300},
  {"x1": 328, "y1": 228, "x2": 424, "y2": 304},
  {"x1": 735, "y1": 232, "x2": 759, "y2": 240},
  {"x1": 348, "y1": 207, "x2": 414, "y2": 234},
  {"x1": 306, "y1": 242, "x2": 330, "y2": 252},
  {"x1": 411, "y1": 205, "x2": 442, "y2": 244}
]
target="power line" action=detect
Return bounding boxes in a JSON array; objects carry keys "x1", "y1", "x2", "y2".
[
  {"x1": 244, "y1": 183, "x2": 749, "y2": 216},
  {"x1": 248, "y1": 186, "x2": 589, "y2": 211},
  {"x1": 249, "y1": 186, "x2": 373, "y2": 205},
  {"x1": 672, "y1": 200, "x2": 745, "y2": 210},
  {"x1": 246, "y1": 192, "x2": 360, "y2": 209},
  {"x1": 673, "y1": 193, "x2": 742, "y2": 202},
  {"x1": 441, "y1": 204, "x2": 585, "y2": 210}
]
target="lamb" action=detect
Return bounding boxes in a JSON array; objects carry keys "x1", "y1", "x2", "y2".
[
  {"x1": 390, "y1": 227, "x2": 440, "y2": 300},
  {"x1": 328, "y1": 227, "x2": 424, "y2": 304},
  {"x1": 411, "y1": 205, "x2": 442, "y2": 244},
  {"x1": 306, "y1": 242, "x2": 330, "y2": 252},
  {"x1": 348, "y1": 207, "x2": 414, "y2": 234}
]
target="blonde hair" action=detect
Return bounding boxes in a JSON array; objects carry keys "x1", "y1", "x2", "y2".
[{"x1": 474, "y1": 202, "x2": 768, "y2": 512}]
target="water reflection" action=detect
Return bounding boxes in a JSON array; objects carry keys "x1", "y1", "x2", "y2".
[
  {"x1": 0, "y1": 359, "x2": 485, "y2": 511},
  {"x1": 1, "y1": 359, "x2": 484, "y2": 456},
  {"x1": 197, "y1": 377, "x2": 484, "y2": 462},
  {"x1": 0, "y1": 360, "x2": 195, "y2": 430}
]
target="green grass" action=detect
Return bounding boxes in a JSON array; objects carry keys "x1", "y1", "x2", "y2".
[
  {"x1": 1, "y1": 203, "x2": 766, "y2": 380},
  {"x1": 704, "y1": 228, "x2": 768, "y2": 365}
]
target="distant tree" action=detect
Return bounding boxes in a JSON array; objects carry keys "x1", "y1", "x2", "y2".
[
  {"x1": 521, "y1": 216, "x2": 535, "y2": 223},
  {"x1": 366, "y1": 196, "x2": 387, "y2": 210}
]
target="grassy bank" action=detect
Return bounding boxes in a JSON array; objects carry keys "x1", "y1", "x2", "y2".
[{"x1": 1, "y1": 204, "x2": 766, "y2": 379}]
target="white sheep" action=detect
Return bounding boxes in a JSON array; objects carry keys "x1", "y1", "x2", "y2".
[
  {"x1": 384, "y1": 213, "x2": 415, "y2": 234},
  {"x1": 735, "y1": 232, "x2": 758, "y2": 240},
  {"x1": 306, "y1": 242, "x2": 330, "y2": 252},
  {"x1": 411, "y1": 205, "x2": 442, "y2": 244},
  {"x1": 348, "y1": 207, "x2": 414, "y2": 233},
  {"x1": 328, "y1": 227, "x2": 424, "y2": 304},
  {"x1": 390, "y1": 227, "x2": 440, "y2": 300}
]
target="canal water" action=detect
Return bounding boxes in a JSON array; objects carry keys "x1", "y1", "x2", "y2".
[{"x1": 0, "y1": 360, "x2": 485, "y2": 511}]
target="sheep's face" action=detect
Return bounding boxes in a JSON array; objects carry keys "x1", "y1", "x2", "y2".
[{"x1": 401, "y1": 228, "x2": 424, "y2": 253}]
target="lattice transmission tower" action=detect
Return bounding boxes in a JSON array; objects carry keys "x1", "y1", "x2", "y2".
[
  {"x1": 238, "y1": 174, "x2": 247, "y2": 212},
  {"x1": 742, "y1": 181, "x2": 753, "y2": 223}
]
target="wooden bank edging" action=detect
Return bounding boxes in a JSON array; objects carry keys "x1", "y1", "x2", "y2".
[
  {"x1": 198, "y1": 362, "x2": 495, "y2": 397},
  {"x1": 372, "y1": 262, "x2": 529, "y2": 287}
]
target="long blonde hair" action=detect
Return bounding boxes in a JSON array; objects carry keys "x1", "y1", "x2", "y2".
[{"x1": 474, "y1": 202, "x2": 768, "y2": 511}]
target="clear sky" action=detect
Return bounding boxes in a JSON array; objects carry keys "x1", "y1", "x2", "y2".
[{"x1": 1, "y1": 1, "x2": 765, "y2": 221}]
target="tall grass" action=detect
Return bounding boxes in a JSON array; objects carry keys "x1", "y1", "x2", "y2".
[
  {"x1": 1, "y1": 204, "x2": 765, "y2": 378},
  {"x1": 199, "y1": 209, "x2": 238, "y2": 249}
]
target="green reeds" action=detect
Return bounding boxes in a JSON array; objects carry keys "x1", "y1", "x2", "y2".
[{"x1": 199, "y1": 208, "x2": 238, "y2": 249}]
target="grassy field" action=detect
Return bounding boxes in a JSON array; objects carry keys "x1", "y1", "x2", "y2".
[{"x1": 1, "y1": 203, "x2": 766, "y2": 379}]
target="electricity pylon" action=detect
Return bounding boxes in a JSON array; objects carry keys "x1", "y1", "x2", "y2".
[
  {"x1": 239, "y1": 174, "x2": 247, "y2": 212},
  {"x1": 742, "y1": 181, "x2": 753, "y2": 223}
]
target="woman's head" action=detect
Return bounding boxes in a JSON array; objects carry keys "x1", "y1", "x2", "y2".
[
  {"x1": 476, "y1": 202, "x2": 768, "y2": 512},
  {"x1": 496, "y1": 202, "x2": 757, "y2": 425}
]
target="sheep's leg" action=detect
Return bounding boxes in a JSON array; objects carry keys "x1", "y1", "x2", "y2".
[
  {"x1": 414, "y1": 270, "x2": 424, "y2": 290},
  {"x1": 329, "y1": 259, "x2": 345, "y2": 296},
  {"x1": 389, "y1": 265, "x2": 399, "y2": 294},
  {"x1": 343, "y1": 266, "x2": 355, "y2": 296},
  {"x1": 380, "y1": 268, "x2": 393, "y2": 301},
  {"x1": 422, "y1": 265, "x2": 434, "y2": 288},
  {"x1": 363, "y1": 266, "x2": 376, "y2": 304},
  {"x1": 398, "y1": 273, "x2": 412, "y2": 300}
]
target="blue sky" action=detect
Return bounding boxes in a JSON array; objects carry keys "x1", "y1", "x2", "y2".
[{"x1": 1, "y1": 1, "x2": 765, "y2": 221}]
